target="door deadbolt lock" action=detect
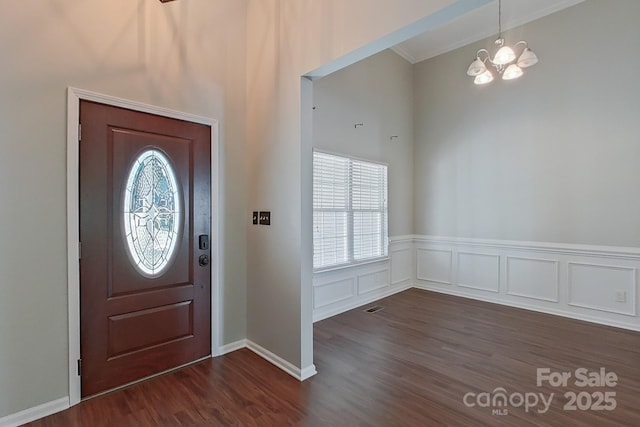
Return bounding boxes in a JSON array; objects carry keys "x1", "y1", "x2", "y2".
[
  {"x1": 199, "y1": 234, "x2": 209, "y2": 250},
  {"x1": 198, "y1": 254, "x2": 209, "y2": 267}
]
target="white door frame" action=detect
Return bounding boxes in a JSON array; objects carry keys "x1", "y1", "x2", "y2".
[{"x1": 66, "y1": 87, "x2": 222, "y2": 406}]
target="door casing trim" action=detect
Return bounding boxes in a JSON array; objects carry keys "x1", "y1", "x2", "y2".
[{"x1": 66, "y1": 87, "x2": 221, "y2": 406}]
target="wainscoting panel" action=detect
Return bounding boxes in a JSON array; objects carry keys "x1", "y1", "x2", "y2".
[
  {"x1": 313, "y1": 278, "x2": 356, "y2": 309},
  {"x1": 391, "y1": 246, "x2": 412, "y2": 286},
  {"x1": 568, "y1": 262, "x2": 636, "y2": 316},
  {"x1": 506, "y1": 256, "x2": 559, "y2": 302},
  {"x1": 358, "y1": 269, "x2": 389, "y2": 295},
  {"x1": 416, "y1": 248, "x2": 452, "y2": 284},
  {"x1": 457, "y1": 252, "x2": 500, "y2": 293},
  {"x1": 314, "y1": 235, "x2": 640, "y2": 330},
  {"x1": 413, "y1": 236, "x2": 640, "y2": 332},
  {"x1": 312, "y1": 238, "x2": 411, "y2": 322}
]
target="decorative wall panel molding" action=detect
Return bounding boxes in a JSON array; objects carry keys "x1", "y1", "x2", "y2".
[
  {"x1": 312, "y1": 239, "x2": 411, "y2": 322},
  {"x1": 456, "y1": 251, "x2": 500, "y2": 293},
  {"x1": 313, "y1": 278, "x2": 356, "y2": 309},
  {"x1": 568, "y1": 262, "x2": 636, "y2": 316},
  {"x1": 391, "y1": 247, "x2": 412, "y2": 285},
  {"x1": 506, "y1": 256, "x2": 559, "y2": 302},
  {"x1": 416, "y1": 248, "x2": 452, "y2": 284},
  {"x1": 413, "y1": 235, "x2": 640, "y2": 332},
  {"x1": 358, "y1": 269, "x2": 390, "y2": 295},
  {"x1": 313, "y1": 235, "x2": 640, "y2": 331}
]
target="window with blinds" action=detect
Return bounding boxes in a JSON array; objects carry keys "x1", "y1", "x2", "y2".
[{"x1": 313, "y1": 151, "x2": 388, "y2": 270}]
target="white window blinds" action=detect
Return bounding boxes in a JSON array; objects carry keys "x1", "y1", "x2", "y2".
[{"x1": 313, "y1": 151, "x2": 388, "y2": 270}]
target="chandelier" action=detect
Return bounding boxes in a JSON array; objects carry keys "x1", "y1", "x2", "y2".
[{"x1": 466, "y1": 0, "x2": 539, "y2": 85}]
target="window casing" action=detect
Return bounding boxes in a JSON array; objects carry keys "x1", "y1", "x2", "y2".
[{"x1": 313, "y1": 151, "x2": 388, "y2": 270}]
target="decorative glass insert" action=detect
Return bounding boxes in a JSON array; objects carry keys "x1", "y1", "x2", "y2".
[{"x1": 123, "y1": 149, "x2": 181, "y2": 277}]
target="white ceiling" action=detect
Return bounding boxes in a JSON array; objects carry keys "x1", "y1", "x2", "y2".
[{"x1": 392, "y1": 0, "x2": 584, "y2": 64}]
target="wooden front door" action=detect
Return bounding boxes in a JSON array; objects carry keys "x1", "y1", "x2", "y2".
[{"x1": 79, "y1": 100, "x2": 211, "y2": 397}]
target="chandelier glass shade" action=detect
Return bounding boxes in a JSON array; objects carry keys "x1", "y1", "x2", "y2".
[{"x1": 466, "y1": 0, "x2": 539, "y2": 85}]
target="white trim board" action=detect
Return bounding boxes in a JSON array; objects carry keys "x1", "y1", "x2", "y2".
[
  {"x1": 0, "y1": 398, "x2": 69, "y2": 427},
  {"x1": 413, "y1": 235, "x2": 640, "y2": 260},
  {"x1": 414, "y1": 284, "x2": 640, "y2": 333},
  {"x1": 246, "y1": 341, "x2": 317, "y2": 381},
  {"x1": 218, "y1": 339, "x2": 248, "y2": 355},
  {"x1": 66, "y1": 87, "x2": 222, "y2": 405}
]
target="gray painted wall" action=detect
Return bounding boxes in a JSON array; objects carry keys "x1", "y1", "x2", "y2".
[
  {"x1": 413, "y1": 0, "x2": 640, "y2": 247},
  {"x1": 312, "y1": 49, "x2": 415, "y2": 237},
  {"x1": 0, "y1": 0, "x2": 247, "y2": 417},
  {"x1": 245, "y1": 0, "x2": 472, "y2": 371}
]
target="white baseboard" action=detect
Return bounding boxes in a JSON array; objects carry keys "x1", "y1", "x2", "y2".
[
  {"x1": 413, "y1": 283, "x2": 640, "y2": 332},
  {"x1": 219, "y1": 339, "x2": 318, "y2": 381},
  {"x1": 313, "y1": 282, "x2": 411, "y2": 322},
  {"x1": 299, "y1": 365, "x2": 318, "y2": 381},
  {"x1": 0, "y1": 397, "x2": 69, "y2": 427},
  {"x1": 246, "y1": 340, "x2": 317, "y2": 381},
  {"x1": 216, "y1": 339, "x2": 248, "y2": 356}
]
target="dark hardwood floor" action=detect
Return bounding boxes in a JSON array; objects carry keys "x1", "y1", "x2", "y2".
[{"x1": 26, "y1": 289, "x2": 640, "y2": 426}]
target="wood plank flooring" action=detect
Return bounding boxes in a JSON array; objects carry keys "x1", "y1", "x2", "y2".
[{"x1": 26, "y1": 289, "x2": 640, "y2": 426}]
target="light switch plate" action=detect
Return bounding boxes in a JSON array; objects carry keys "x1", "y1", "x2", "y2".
[{"x1": 259, "y1": 211, "x2": 271, "y2": 225}]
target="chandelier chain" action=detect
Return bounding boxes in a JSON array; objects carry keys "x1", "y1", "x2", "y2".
[{"x1": 498, "y1": 0, "x2": 502, "y2": 37}]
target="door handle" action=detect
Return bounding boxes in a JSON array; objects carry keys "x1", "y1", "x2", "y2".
[{"x1": 198, "y1": 254, "x2": 209, "y2": 267}]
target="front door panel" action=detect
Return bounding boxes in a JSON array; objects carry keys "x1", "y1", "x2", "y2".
[{"x1": 79, "y1": 100, "x2": 211, "y2": 397}]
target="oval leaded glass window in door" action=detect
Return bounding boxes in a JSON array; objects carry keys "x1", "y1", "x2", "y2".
[{"x1": 123, "y1": 149, "x2": 181, "y2": 277}]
